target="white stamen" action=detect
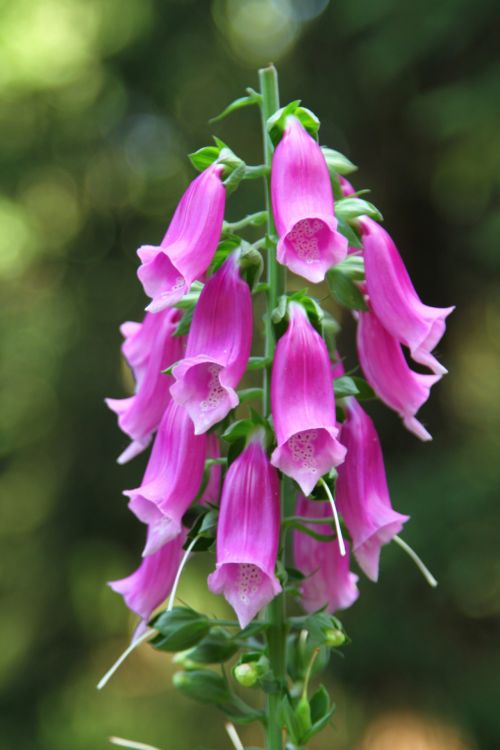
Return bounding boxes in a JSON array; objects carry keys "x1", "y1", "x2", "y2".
[
  {"x1": 97, "y1": 628, "x2": 154, "y2": 690},
  {"x1": 393, "y1": 534, "x2": 438, "y2": 588},
  {"x1": 109, "y1": 737, "x2": 162, "y2": 750},
  {"x1": 167, "y1": 535, "x2": 198, "y2": 612},
  {"x1": 319, "y1": 477, "x2": 346, "y2": 557},
  {"x1": 225, "y1": 723, "x2": 244, "y2": 750},
  {"x1": 97, "y1": 536, "x2": 199, "y2": 690}
]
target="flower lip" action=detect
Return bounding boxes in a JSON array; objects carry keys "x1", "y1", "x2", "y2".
[
  {"x1": 278, "y1": 214, "x2": 347, "y2": 283},
  {"x1": 208, "y1": 560, "x2": 281, "y2": 630}
]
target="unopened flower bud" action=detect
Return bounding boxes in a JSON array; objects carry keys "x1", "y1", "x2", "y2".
[
  {"x1": 325, "y1": 628, "x2": 346, "y2": 648},
  {"x1": 233, "y1": 662, "x2": 259, "y2": 688}
]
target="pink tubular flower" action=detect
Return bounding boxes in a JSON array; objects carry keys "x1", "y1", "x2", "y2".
[
  {"x1": 106, "y1": 309, "x2": 183, "y2": 463},
  {"x1": 208, "y1": 433, "x2": 281, "y2": 628},
  {"x1": 126, "y1": 400, "x2": 206, "y2": 556},
  {"x1": 271, "y1": 117, "x2": 347, "y2": 282},
  {"x1": 271, "y1": 302, "x2": 346, "y2": 496},
  {"x1": 336, "y1": 398, "x2": 409, "y2": 581},
  {"x1": 293, "y1": 494, "x2": 359, "y2": 613},
  {"x1": 137, "y1": 164, "x2": 225, "y2": 312},
  {"x1": 360, "y1": 217, "x2": 454, "y2": 376},
  {"x1": 109, "y1": 527, "x2": 185, "y2": 632},
  {"x1": 357, "y1": 307, "x2": 440, "y2": 441},
  {"x1": 170, "y1": 253, "x2": 252, "y2": 434},
  {"x1": 199, "y1": 434, "x2": 222, "y2": 505}
]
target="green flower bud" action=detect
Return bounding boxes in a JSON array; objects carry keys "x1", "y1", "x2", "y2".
[
  {"x1": 295, "y1": 694, "x2": 312, "y2": 734},
  {"x1": 233, "y1": 662, "x2": 259, "y2": 688},
  {"x1": 324, "y1": 628, "x2": 346, "y2": 648}
]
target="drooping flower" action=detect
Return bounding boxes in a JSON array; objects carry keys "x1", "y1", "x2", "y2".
[
  {"x1": 293, "y1": 494, "x2": 359, "y2": 613},
  {"x1": 360, "y1": 217, "x2": 454, "y2": 376},
  {"x1": 271, "y1": 302, "x2": 346, "y2": 496},
  {"x1": 170, "y1": 252, "x2": 252, "y2": 434},
  {"x1": 106, "y1": 309, "x2": 183, "y2": 463},
  {"x1": 271, "y1": 117, "x2": 347, "y2": 282},
  {"x1": 109, "y1": 527, "x2": 186, "y2": 634},
  {"x1": 137, "y1": 164, "x2": 225, "y2": 312},
  {"x1": 357, "y1": 306, "x2": 440, "y2": 441},
  {"x1": 336, "y1": 398, "x2": 409, "y2": 581},
  {"x1": 199, "y1": 433, "x2": 222, "y2": 506},
  {"x1": 208, "y1": 432, "x2": 281, "y2": 628},
  {"x1": 126, "y1": 400, "x2": 206, "y2": 555}
]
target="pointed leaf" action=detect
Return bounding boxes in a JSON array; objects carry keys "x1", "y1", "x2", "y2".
[
  {"x1": 209, "y1": 93, "x2": 261, "y2": 124},
  {"x1": 322, "y1": 147, "x2": 357, "y2": 176},
  {"x1": 327, "y1": 268, "x2": 367, "y2": 310}
]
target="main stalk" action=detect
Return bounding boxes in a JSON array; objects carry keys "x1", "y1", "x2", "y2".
[{"x1": 259, "y1": 64, "x2": 287, "y2": 750}]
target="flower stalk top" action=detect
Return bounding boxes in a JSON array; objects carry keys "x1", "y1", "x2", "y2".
[{"x1": 103, "y1": 66, "x2": 452, "y2": 750}]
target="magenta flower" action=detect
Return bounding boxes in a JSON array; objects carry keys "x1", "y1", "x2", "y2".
[
  {"x1": 271, "y1": 302, "x2": 346, "y2": 496},
  {"x1": 126, "y1": 400, "x2": 206, "y2": 555},
  {"x1": 360, "y1": 217, "x2": 454, "y2": 376},
  {"x1": 293, "y1": 494, "x2": 359, "y2": 613},
  {"x1": 357, "y1": 307, "x2": 440, "y2": 441},
  {"x1": 109, "y1": 527, "x2": 185, "y2": 633},
  {"x1": 336, "y1": 398, "x2": 409, "y2": 581},
  {"x1": 106, "y1": 309, "x2": 183, "y2": 463},
  {"x1": 208, "y1": 433, "x2": 281, "y2": 628},
  {"x1": 170, "y1": 253, "x2": 252, "y2": 434},
  {"x1": 271, "y1": 117, "x2": 347, "y2": 282},
  {"x1": 137, "y1": 164, "x2": 225, "y2": 312},
  {"x1": 199, "y1": 434, "x2": 222, "y2": 505}
]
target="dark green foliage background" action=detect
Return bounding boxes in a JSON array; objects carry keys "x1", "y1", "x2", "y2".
[{"x1": 0, "y1": 1, "x2": 498, "y2": 748}]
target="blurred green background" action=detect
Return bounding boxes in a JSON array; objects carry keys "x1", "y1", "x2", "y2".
[{"x1": 1, "y1": 0, "x2": 499, "y2": 748}]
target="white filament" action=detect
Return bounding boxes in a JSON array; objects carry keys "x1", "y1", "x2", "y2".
[
  {"x1": 318, "y1": 477, "x2": 346, "y2": 557},
  {"x1": 225, "y1": 723, "x2": 244, "y2": 750},
  {"x1": 109, "y1": 737, "x2": 162, "y2": 750},
  {"x1": 393, "y1": 534, "x2": 438, "y2": 588}
]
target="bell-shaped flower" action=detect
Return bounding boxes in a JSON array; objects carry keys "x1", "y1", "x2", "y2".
[
  {"x1": 199, "y1": 434, "x2": 222, "y2": 505},
  {"x1": 170, "y1": 252, "x2": 252, "y2": 434},
  {"x1": 293, "y1": 494, "x2": 359, "y2": 613},
  {"x1": 208, "y1": 432, "x2": 281, "y2": 628},
  {"x1": 357, "y1": 307, "x2": 440, "y2": 441},
  {"x1": 271, "y1": 302, "x2": 346, "y2": 496},
  {"x1": 336, "y1": 398, "x2": 409, "y2": 581},
  {"x1": 126, "y1": 400, "x2": 206, "y2": 555},
  {"x1": 109, "y1": 527, "x2": 186, "y2": 632},
  {"x1": 106, "y1": 309, "x2": 183, "y2": 463},
  {"x1": 137, "y1": 164, "x2": 225, "y2": 312},
  {"x1": 360, "y1": 217, "x2": 453, "y2": 376},
  {"x1": 271, "y1": 117, "x2": 347, "y2": 283}
]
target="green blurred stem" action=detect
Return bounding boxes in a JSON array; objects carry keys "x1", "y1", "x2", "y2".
[{"x1": 259, "y1": 63, "x2": 286, "y2": 750}]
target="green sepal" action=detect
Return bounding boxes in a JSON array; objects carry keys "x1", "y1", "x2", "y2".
[
  {"x1": 336, "y1": 217, "x2": 363, "y2": 249},
  {"x1": 185, "y1": 629, "x2": 239, "y2": 664},
  {"x1": 321, "y1": 147, "x2": 357, "y2": 176},
  {"x1": 172, "y1": 280, "x2": 204, "y2": 309},
  {"x1": 189, "y1": 145, "x2": 220, "y2": 172},
  {"x1": 222, "y1": 418, "x2": 259, "y2": 443},
  {"x1": 237, "y1": 387, "x2": 264, "y2": 404},
  {"x1": 209, "y1": 234, "x2": 241, "y2": 274},
  {"x1": 267, "y1": 101, "x2": 320, "y2": 146},
  {"x1": 247, "y1": 356, "x2": 272, "y2": 371},
  {"x1": 209, "y1": 90, "x2": 261, "y2": 123},
  {"x1": 173, "y1": 305, "x2": 195, "y2": 337},
  {"x1": 336, "y1": 196, "x2": 383, "y2": 222},
  {"x1": 151, "y1": 607, "x2": 211, "y2": 652},
  {"x1": 334, "y1": 254, "x2": 365, "y2": 281},
  {"x1": 349, "y1": 375, "x2": 376, "y2": 400},
  {"x1": 281, "y1": 695, "x2": 305, "y2": 745},
  {"x1": 173, "y1": 669, "x2": 231, "y2": 704},
  {"x1": 239, "y1": 240, "x2": 264, "y2": 291},
  {"x1": 327, "y1": 267, "x2": 367, "y2": 310},
  {"x1": 333, "y1": 374, "x2": 375, "y2": 401},
  {"x1": 301, "y1": 685, "x2": 336, "y2": 743},
  {"x1": 184, "y1": 507, "x2": 218, "y2": 552}
]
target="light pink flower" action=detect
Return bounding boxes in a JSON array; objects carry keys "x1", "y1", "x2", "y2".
[
  {"x1": 137, "y1": 164, "x2": 225, "y2": 312},
  {"x1": 106, "y1": 309, "x2": 183, "y2": 463},
  {"x1": 360, "y1": 217, "x2": 453, "y2": 376},
  {"x1": 170, "y1": 253, "x2": 252, "y2": 434},
  {"x1": 336, "y1": 398, "x2": 409, "y2": 581},
  {"x1": 126, "y1": 400, "x2": 206, "y2": 555},
  {"x1": 293, "y1": 494, "x2": 359, "y2": 613},
  {"x1": 109, "y1": 527, "x2": 186, "y2": 632},
  {"x1": 208, "y1": 433, "x2": 281, "y2": 628},
  {"x1": 271, "y1": 117, "x2": 347, "y2": 282},
  {"x1": 271, "y1": 302, "x2": 346, "y2": 496},
  {"x1": 357, "y1": 307, "x2": 439, "y2": 441}
]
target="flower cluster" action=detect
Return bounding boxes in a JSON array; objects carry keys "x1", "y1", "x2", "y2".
[{"x1": 105, "y1": 81, "x2": 452, "y2": 745}]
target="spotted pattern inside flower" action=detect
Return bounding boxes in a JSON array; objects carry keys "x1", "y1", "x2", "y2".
[
  {"x1": 171, "y1": 275, "x2": 185, "y2": 291},
  {"x1": 288, "y1": 430, "x2": 318, "y2": 473},
  {"x1": 287, "y1": 219, "x2": 325, "y2": 263},
  {"x1": 237, "y1": 563, "x2": 263, "y2": 603},
  {"x1": 200, "y1": 364, "x2": 225, "y2": 411}
]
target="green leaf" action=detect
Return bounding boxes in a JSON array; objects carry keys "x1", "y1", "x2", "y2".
[
  {"x1": 221, "y1": 418, "x2": 256, "y2": 443},
  {"x1": 209, "y1": 92, "x2": 261, "y2": 123},
  {"x1": 281, "y1": 696, "x2": 303, "y2": 745},
  {"x1": 309, "y1": 684, "x2": 330, "y2": 724},
  {"x1": 173, "y1": 305, "x2": 195, "y2": 337},
  {"x1": 336, "y1": 196, "x2": 383, "y2": 222},
  {"x1": 334, "y1": 254, "x2": 365, "y2": 281},
  {"x1": 267, "y1": 100, "x2": 301, "y2": 146},
  {"x1": 239, "y1": 241, "x2": 264, "y2": 290},
  {"x1": 350, "y1": 376, "x2": 376, "y2": 400},
  {"x1": 333, "y1": 375, "x2": 360, "y2": 399},
  {"x1": 336, "y1": 217, "x2": 363, "y2": 248},
  {"x1": 209, "y1": 235, "x2": 242, "y2": 274},
  {"x1": 188, "y1": 145, "x2": 221, "y2": 172},
  {"x1": 294, "y1": 106, "x2": 320, "y2": 139},
  {"x1": 237, "y1": 387, "x2": 263, "y2": 404},
  {"x1": 152, "y1": 608, "x2": 211, "y2": 651},
  {"x1": 327, "y1": 268, "x2": 367, "y2": 310},
  {"x1": 247, "y1": 356, "x2": 272, "y2": 371},
  {"x1": 186, "y1": 630, "x2": 239, "y2": 664},
  {"x1": 321, "y1": 147, "x2": 357, "y2": 176},
  {"x1": 173, "y1": 669, "x2": 231, "y2": 704}
]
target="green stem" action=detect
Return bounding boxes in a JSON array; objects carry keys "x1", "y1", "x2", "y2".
[{"x1": 259, "y1": 64, "x2": 286, "y2": 750}]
